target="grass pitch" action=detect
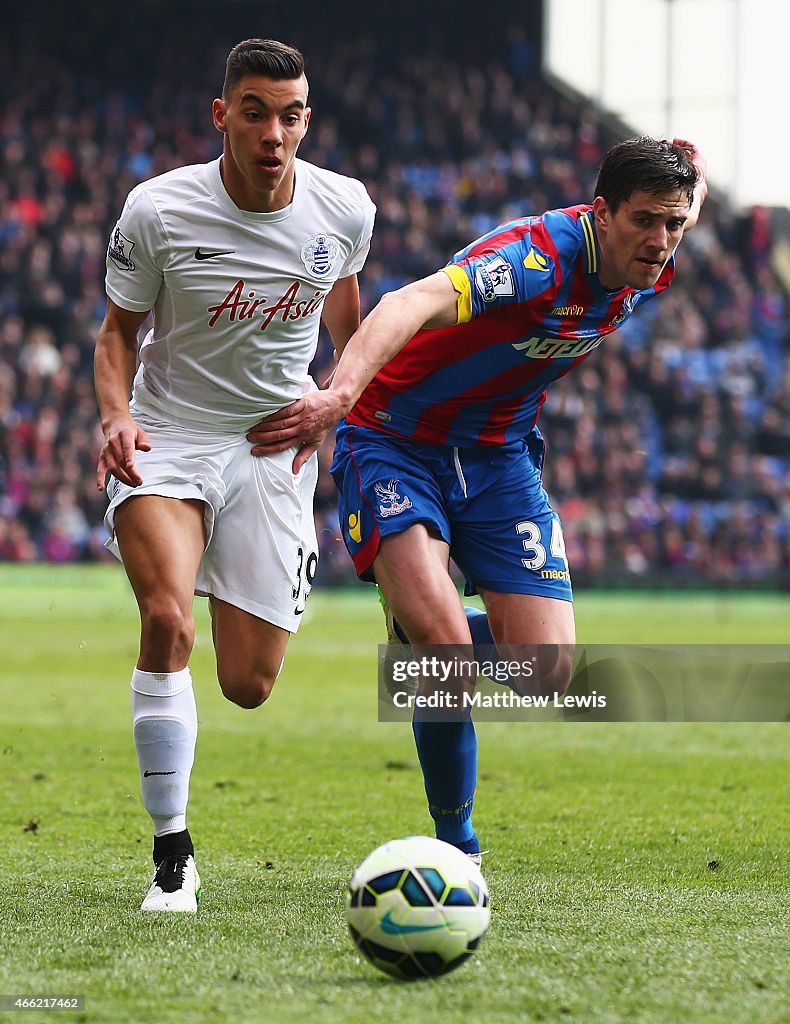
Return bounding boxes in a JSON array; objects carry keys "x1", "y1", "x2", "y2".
[{"x1": 0, "y1": 566, "x2": 788, "y2": 1024}]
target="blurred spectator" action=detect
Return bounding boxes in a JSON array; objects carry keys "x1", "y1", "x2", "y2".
[{"x1": 0, "y1": 4, "x2": 788, "y2": 586}]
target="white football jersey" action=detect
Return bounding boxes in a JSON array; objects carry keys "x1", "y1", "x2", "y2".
[{"x1": 105, "y1": 157, "x2": 375, "y2": 431}]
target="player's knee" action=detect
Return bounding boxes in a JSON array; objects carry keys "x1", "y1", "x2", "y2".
[
  {"x1": 534, "y1": 644, "x2": 574, "y2": 697},
  {"x1": 219, "y1": 668, "x2": 277, "y2": 710},
  {"x1": 507, "y1": 643, "x2": 573, "y2": 698},
  {"x1": 140, "y1": 598, "x2": 194, "y2": 661},
  {"x1": 396, "y1": 607, "x2": 466, "y2": 645}
]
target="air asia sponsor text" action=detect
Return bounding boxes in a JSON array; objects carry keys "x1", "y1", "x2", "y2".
[{"x1": 207, "y1": 280, "x2": 324, "y2": 331}]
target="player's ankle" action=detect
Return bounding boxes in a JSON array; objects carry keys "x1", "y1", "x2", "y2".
[{"x1": 153, "y1": 827, "x2": 194, "y2": 864}]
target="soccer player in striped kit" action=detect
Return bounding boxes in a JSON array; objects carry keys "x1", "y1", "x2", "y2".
[{"x1": 250, "y1": 136, "x2": 707, "y2": 861}]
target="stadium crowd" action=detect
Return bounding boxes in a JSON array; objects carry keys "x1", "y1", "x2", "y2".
[{"x1": 1, "y1": 6, "x2": 788, "y2": 585}]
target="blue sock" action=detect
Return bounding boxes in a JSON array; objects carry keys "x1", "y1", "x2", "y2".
[
  {"x1": 465, "y1": 606, "x2": 493, "y2": 647},
  {"x1": 412, "y1": 717, "x2": 479, "y2": 853}
]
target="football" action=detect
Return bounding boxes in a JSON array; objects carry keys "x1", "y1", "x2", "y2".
[{"x1": 345, "y1": 835, "x2": 490, "y2": 980}]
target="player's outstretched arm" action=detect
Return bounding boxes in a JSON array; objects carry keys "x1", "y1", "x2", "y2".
[
  {"x1": 94, "y1": 300, "x2": 152, "y2": 490},
  {"x1": 248, "y1": 271, "x2": 460, "y2": 471},
  {"x1": 250, "y1": 274, "x2": 363, "y2": 472},
  {"x1": 673, "y1": 138, "x2": 708, "y2": 232},
  {"x1": 291, "y1": 273, "x2": 363, "y2": 458}
]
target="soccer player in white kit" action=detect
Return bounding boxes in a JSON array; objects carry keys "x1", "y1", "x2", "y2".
[{"x1": 94, "y1": 39, "x2": 375, "y2": 911}]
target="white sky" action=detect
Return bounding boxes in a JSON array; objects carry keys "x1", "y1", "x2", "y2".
[{"x1": 545, "y1": 0, "x2": 788, "y2": 209}]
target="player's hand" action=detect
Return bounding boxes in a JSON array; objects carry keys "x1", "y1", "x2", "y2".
[
  {"x1": 672, "y1": 138, "x2": 707, "y2": 181},
  {"x1": 96, "y1": 414, "x2": 152, "y2": 490},
  {"x1": 246, "y1": 391, "x2": 347, "y2": 473}
]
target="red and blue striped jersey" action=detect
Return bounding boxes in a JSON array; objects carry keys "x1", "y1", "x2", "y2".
[{"x1": 348, "y1": 204, "x2": 675, "y2": 446}]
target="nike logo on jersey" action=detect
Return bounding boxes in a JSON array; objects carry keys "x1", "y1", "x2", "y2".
[
  {"x1": 143, "y1": 770, "x2": 177, "y2": 777},
  {"x1": 194, "y1": 248, "x2": 235, "y2": 261}
]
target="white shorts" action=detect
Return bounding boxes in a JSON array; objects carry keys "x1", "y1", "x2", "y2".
[{"x1": 104, "y1": 423, "x2": 318, "y2": 633}]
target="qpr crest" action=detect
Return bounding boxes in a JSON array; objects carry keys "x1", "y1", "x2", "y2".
[{"x1": 301, "y1": 233, "x2": 339, "y2": 277}]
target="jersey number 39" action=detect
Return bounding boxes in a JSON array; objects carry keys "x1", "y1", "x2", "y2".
[{"x1": 293, "y1": 545, "x2": 318, "y2": 615}]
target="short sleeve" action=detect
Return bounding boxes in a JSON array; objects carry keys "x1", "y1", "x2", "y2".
[
  {"x1": 440, "y1": 238, "x2": 556, "y2": 323},
  {"x1": 339, "y1": 186, "x2": 376, "y2": 278},
  {"x1": 105, "y1": 188, "x2": 166, "y2": 312}
]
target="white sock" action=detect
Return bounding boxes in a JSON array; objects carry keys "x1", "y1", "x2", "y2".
[{"x1": 131, "y1": 667, "x2": 197, "y2": 837}]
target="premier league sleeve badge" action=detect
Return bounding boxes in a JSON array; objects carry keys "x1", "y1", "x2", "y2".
[{"x1": 107, "y1": 227, "x2": 137, "y2": 272}]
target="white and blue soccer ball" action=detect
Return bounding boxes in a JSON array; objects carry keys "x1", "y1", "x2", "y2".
[{"x1": 345, "y1": 835, "x2": 490, "y2": 980}]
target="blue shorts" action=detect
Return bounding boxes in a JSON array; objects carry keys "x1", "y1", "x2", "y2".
[{"x1": 330, "y1": 423, "x2": 572, "y2": 601}]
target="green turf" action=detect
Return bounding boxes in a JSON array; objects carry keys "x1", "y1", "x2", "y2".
[{"x1": 0, "y1": 567, "x2": 788, "y2": 1024}]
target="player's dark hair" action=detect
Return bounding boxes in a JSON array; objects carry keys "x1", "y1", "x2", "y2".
[
  {"x1": 223, "y1": 38, "x2": 306, "y2": 96},
  {"x1": 595, "y1": 137, "x2": 698, "y2": 211}
]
